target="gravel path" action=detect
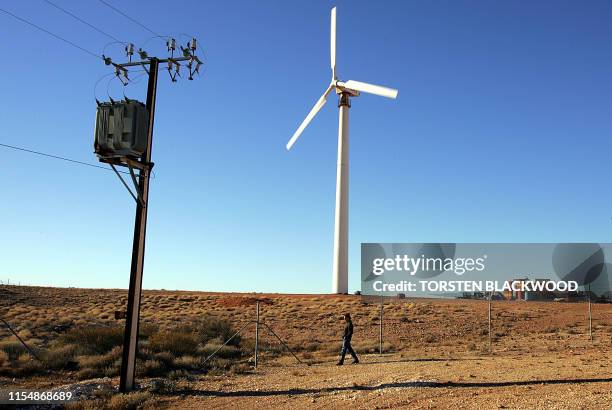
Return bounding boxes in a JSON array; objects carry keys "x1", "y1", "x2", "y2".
[{"x1": 171, "y1": 351, "x2": 612, "y2": 409}]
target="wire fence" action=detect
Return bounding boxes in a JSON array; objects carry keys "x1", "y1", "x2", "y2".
[
  {"x1": 1, "y1": 284, "x2": 611, "y2": 379},
  {"x1": 230, "y1": 296, "x2": 610, "y2": 366}
]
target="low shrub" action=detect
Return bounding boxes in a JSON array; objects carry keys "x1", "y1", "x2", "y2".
[
  {"x1": 230, "y1": 362, "x2": 252, "y2": 375},
  {"x1": 107, "y1": 392, "x2": 151, "y2": 410},
  {"x1": 0, "y1": 341, "x2": 28, "y2": 360},
  {"x1": 139, "y1": 323, "x2": 158, "y2": 338},
  {"x1": 302, "y1": 341, "x2": 321, "y2": 352},
  {"x1": 18, "y1": 319, "x2": 245, "y2": 380},
  {"x1": 174, "y1": 355, "x2": 202, "y2": 370},
  {"x1": 168, "y1": 369, "x2": 188, "y2": 380},
  {"x1": 103, "y1": 366, "x2": 119, "y2": 377},
  {"x1": 204, "y1": 357, "x2": 232, "y2": 374},
  {"x1": 57, "y1": 326, "x2": 124, "y2": 355},
  {"x1": 198, "y1": 343, "x2": 242, "y2": 359},
  {"x1": 148, "y1": 378, "x2": 177, "y2": 394},
  {"x1": 0, "y1": 344, "x2": 47, "y2": 377},
  {"x1": 153, "y1": 351, "x2": 175, "y2": 367},
  {"x1": 182, "y1": 317, "x2": 240, "y2": 346},
  {"x1": 76, "y1": 367, "x2": 103, "y2": 380},
  {"x1": 78, "y1": 346, "x2": 122, "y2": 370},
  {"x1": 11, "y1": 353, "x2": 44, "y2": 377},
  {"x1": 140, "y1": 359, "x2": 165, "y2": 377},
  {"x1": 148, "y1": 331, "x2": 198, "y2": 356},
  {"x1": 41, "y1": 344, "x2": 77, "y2": 370},
  {"x1": 65, "y1": 399, "x2": 105, "y2": 410},
  {"x1": 302, "y1": 351, "x2": 314, "y2": 360}
]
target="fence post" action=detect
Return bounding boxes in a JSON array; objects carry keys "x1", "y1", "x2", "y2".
[
  {"x1": 379, "y1": 295, "x2": 384, "y2": 355},
  {"x1": 255, "y1": 301, "x2": 260, "y2": 368},
  {"x1": 488, "y1": 292, "x2": 492, "y2": 352},
  {"x1": 588, "y1": 285, "x2": 593, "y2": 342}
]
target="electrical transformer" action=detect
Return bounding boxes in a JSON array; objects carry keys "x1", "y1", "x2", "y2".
[{"x1": 94, "y1": 100, "x2": 149, "y2": 159}]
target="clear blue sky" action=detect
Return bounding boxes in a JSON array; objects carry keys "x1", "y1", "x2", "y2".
[{"x1": 2, "y1": 0, "x2": 612, "y2": 293}]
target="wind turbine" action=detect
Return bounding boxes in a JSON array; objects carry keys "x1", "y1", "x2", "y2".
[{"x1": 286, "y1": 7, "x2": 398, "y2": 294}]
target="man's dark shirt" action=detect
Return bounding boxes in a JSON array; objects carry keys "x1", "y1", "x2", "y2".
[{"x1": 343, "y1": 321, "x2": 354, "y2": 340}]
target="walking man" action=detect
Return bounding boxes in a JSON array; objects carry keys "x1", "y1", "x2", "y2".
[{"x1": 337, "y1": 313, "x2": 359, "y2": 365}]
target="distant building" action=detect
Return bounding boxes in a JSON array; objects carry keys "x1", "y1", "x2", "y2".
[{"x1": 503, "y1": 278, "x2": 554, "y2": 301}]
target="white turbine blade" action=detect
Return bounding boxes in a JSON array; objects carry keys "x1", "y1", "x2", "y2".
[
  {"x1": 343, "y1": 80, "x2": 398, "y2": 99},
  {"x1": 286, "y1": 85, "x2": 333, "y2": 150},
  {"x1": 330, "y1": 7, "x2": 337, "y2": 79}
]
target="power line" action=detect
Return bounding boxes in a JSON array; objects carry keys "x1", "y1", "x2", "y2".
[
  {"x1": 0, "y1": 7, "x2": 100, "y2": 59},
  {"x1": 98, "y1": 0, "x2": 161, "y2": 37},
  {"x1": 43, "y1": 0, "x2": 124, "y2": 43},
  {"x1": 0, "y1": 142, "x2": 132, "y2": 175}
]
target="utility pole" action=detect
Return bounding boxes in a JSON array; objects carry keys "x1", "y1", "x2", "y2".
[
  {"x1": 488, "y1": 292, "x2": 492, "y2": 351},
  {"x1": 96, "y1": 39, "x2": 203, "y2": 393},
  {"x1": 119, "y1": 57, "x2": 158, "y2": 393},
  {"x1": 379, "y1": 294, "x2": 383, "y2": 355},
  {"x1": 588, "y1": 284, "x2": 593, "y2": 342}
]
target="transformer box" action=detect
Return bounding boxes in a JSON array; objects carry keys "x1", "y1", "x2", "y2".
[{"x1": 94, "y1": 100, "x2": 149, "y2": 159}]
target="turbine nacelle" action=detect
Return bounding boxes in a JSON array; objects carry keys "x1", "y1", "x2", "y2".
[{"x1": 334, "y1": 81, "x2": 359, "y2": 97}]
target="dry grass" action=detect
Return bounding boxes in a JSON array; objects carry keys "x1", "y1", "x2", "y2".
[
  {"x1": 107, "y1": 392, "x2": 152, "y2": 410},
  {"x1": 66, "y1": 391, "x2": 155, "y2": 410},
  {"x1": 148, "y1": 331, "x2": 198, "y2": 356},
  {"x1": 0, "y1": 288, "x2": 252, "y2": 381},
  {"x1": 1, "y1": 285, "x2": 612, "y2": 389},
  {"x1": 57, "y1": 326, "x2": 124, "y2": 355}
]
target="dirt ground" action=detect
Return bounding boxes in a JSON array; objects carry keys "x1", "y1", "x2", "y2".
[
  {"x1": 171, "y1": 350, "x2": 612, "y2": 409},
  {"x1": 1, "y1": 286, "x2": 611, "y2": 408}
]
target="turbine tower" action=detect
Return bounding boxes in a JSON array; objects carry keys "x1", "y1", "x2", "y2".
[{"x1": 286, "y1": 7, "x2": 398, "y2": 294}]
